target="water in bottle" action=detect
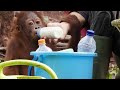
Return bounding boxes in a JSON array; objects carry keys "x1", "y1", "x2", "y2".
[{"x1": 77, "y1": 30, "x2": 96, "y2": 53}]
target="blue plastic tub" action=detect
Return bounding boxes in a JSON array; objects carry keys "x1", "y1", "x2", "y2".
[{"x1": 30, "y1": 51, "x2": 97, "y2": 79}]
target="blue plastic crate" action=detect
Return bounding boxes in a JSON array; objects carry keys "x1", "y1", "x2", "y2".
[{"x1": 30, "y1": 52, "x2": 97, "y2": 79}]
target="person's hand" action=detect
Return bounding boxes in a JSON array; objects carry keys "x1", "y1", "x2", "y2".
[
  {"x1": 45, "y1": 34, "x2": 72, "y2": 51},
  {"x1": 55, "y1": 35, "x2": 72, "y2": 50},
  {"x1": 46, "y1": 22, "x2": 71, "y2": 51},
  {"x1": 47, "y1": 22, "x2": 70, "y2": 39}
]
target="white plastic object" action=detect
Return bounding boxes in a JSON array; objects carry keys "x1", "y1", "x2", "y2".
[{"x1": 37, "y1": 27, "x2": 64, "y2": 39}]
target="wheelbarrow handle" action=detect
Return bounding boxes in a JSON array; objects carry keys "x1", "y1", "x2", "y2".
[{"x1": 0, "y1": 59, "x2": 58, "y2": 79}]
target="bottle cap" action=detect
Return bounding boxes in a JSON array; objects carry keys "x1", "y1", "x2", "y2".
[
  {"x1": 87, "y1": 30, "x2": 94, "y2": 36},
  {"x1": 38, "y1": 39, "x2": 46, "y2": 45}
]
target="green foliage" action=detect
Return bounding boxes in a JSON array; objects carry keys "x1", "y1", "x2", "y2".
[{"x1": 107, "y1": 63, "x2": 119, "y2": 79}]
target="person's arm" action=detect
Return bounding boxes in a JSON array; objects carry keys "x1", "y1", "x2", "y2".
[
  {"x1": 59, "y1": 11, "x2": 88, "y2": 38},
  {"x1": 62, "y1": 11, "x2": 86, "y2": 27},
  {"x1": 47, "y1": 11, "x2": 88, "y2": 39},
  {"x1": 47, "y1": 11, "x2": 89, "y2": 51}
]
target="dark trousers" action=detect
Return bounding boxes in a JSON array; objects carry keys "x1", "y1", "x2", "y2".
[
  {"x1": 93, "y1": 35, "x2": 112, "y2": 79},
  {"x1": 89, "y1": 11, "x2": 120, "y2": 79}
]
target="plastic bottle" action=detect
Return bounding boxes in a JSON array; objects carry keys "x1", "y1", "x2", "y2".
[
  {"x1": 28, "y1": 39, "x2": 52, "y2": 76},
  {"x1": 77, "y1": 30, "x2": 96, "y2": 53},
  {"x1": 36, "y1": 27, "x2": 64, "y2": 39},
  {"x1": 36, "y1": 39, "x2": 52, "y2": 52}
]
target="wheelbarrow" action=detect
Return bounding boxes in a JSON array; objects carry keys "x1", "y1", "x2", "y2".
[{"x1": 0, "y1": 59, "x2": 58, "y2": 79}]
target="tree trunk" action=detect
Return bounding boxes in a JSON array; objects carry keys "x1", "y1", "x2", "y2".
[{"x1": 0, "y1": 11, "x2": 14, "y2": 58}]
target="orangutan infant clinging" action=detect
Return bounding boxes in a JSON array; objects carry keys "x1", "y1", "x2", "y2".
[{"x1": 4, "y1": 11, "x2": 46, "y2": 75}]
